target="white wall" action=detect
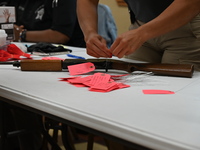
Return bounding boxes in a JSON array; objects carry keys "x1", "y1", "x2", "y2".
[{"x1": 99, "y1": 0, "x2": 130, "y2": 35}]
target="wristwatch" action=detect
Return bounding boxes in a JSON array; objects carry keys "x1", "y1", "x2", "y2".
[{"x1": 20, "y1": 30, "x2": 27, "y2": 42}]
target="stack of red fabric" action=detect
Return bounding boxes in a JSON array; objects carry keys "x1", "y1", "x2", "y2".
[{"x1": 0, "y1": 44, "x2": 32, "y2": 61}]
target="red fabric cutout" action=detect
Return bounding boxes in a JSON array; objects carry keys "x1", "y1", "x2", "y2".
[
  {"x1": 142, "y1": 90, "x2": 175, "y2": 94},
  {"x1": 68, "y1": 62, "x2": 95, "y2": 75},
  {"x1": 0, "y1": 44, "x2": 32, "y2": 61},
  {"x1": 42, "y1": 57, "x2": 64, "y2": 60},
  {"x1": 0, "y1": 50, "x2": 20, "y2": 61},
  {"x1": 59, "y1": 73, "x2": 130, "y2": 92},
  {"x1": 7, "y1": 44, "x2": 32, "y2": 58}
]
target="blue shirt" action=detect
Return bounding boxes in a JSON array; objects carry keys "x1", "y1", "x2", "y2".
[{"x1": 98, "y1": 4, "x2": 117, "y2": 47}]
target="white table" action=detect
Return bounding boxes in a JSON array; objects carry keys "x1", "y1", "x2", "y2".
[{"x1": 0, "y1": 46, "x2": 200, "y2": 150}]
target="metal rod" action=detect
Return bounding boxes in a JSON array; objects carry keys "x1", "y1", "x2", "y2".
[{"x1": 0, "y1": 62, "x2": 14, "y2": 65}]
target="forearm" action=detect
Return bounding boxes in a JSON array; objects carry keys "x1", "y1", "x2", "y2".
[
  {"x1": 137, "y1": 0, "x2": 200, "y2": 41},
  {"x1": 77, "y1": 0, "x2": 99, "y2": 38},
  {"x1": 25, "y1": 29, "x2": 69, "y2": 44}
]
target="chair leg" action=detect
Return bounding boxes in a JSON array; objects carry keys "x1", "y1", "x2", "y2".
[
  {"x1": 87, "y1": 134, "x2": 94, "y2": 150},
  {"x1": 61, "y1": 124, "x2": 76, "y2": 150},
  {"x1": 38, "y1": 116, "x2": 62, "y2": 150},
  {"x1": 51, "y1": 122, "x2": 60, "y2": 150},
  {"x1": 68, "y1": 126, "x2": 79, "y2": 141},
  {"x1": 52, "y1": 128, "x2": 59, "y2": 143},
  {"x1": 41, "y1": 139, "x2": 49, "y2": 150}
]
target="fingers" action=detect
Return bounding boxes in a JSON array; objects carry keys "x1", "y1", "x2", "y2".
[
  {"x1": 13, "y1": 25, "x2": 26, "y2": 42},
  {"x1": 14, "y1": 24, "x2": 24, "y2": 28},
  {"x1": 110, "y1": 38, "x2": 124, "y2": 58},
  {"x1": 110, "y1": 37, "x2": 131, "y2": 58},
  {"x1": 85, "y1": 32, "x2": 143, "y2": 59},
  {"x1": 3, "y1": 9, "x2": 10, "y2": 15},
  {"x1": 86, "y1": 35, "x2": 112, "y2": 58},
  {"x1": 14, "y1": 25, "x2": 25, "y2": 32},
  {"x1": 110, "y1": 30, "x2": 145, "y2": 58}
]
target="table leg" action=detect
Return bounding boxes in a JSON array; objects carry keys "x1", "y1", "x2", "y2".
[{"x1": 0, "y1": 101, "x2": 6, "y2": 150}]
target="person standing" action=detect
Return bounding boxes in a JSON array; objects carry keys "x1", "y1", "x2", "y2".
[
  {"x1": 77, "y1": 0, "x2": 200, "y2": 149},
  {"x1": 77, "y1": 0, "x2": 200, "y2": 71}
]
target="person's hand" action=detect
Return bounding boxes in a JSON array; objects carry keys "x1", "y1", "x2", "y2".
[
  {"x1": 13, "y1": 25, "x2": 25, "y2": 42},
  {"x1": 85, "y1": 33, "x2": 112, "y2": 58},
  {"x1": 110, "y1": 29, "x2": 147, "y2": 58},
  {"x1": 3, "y1": 9, "x2": 11, "y2": 23}
]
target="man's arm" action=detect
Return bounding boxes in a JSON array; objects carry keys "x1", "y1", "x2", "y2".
[
  {"x1": 110, "y1": 0, "x2": 200, "y2": 58},
  {"x1": 14, "y1": 25, "x2": 69, "y2": 44},
  {"x1": 77, "y1": 0, "x2": 111, "y2": 58},
  {"x1": 25, "y1": 29, "x2": 69, "y2": 44},
  {"x1": 139, "y1": 0, "x2": 200, "y2": 42}
]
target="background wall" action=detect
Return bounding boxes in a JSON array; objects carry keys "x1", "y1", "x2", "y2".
[{"x1": 99, "y1": 0, "x2": 130, "y2": 35}]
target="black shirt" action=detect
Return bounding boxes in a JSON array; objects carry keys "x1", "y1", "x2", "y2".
[
  {"x1": 0, "y1": 0, "x2": 86, "y2": 47},
  {"x1": 124, "y1": 0, "x2": 174, "y2": 23}
]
